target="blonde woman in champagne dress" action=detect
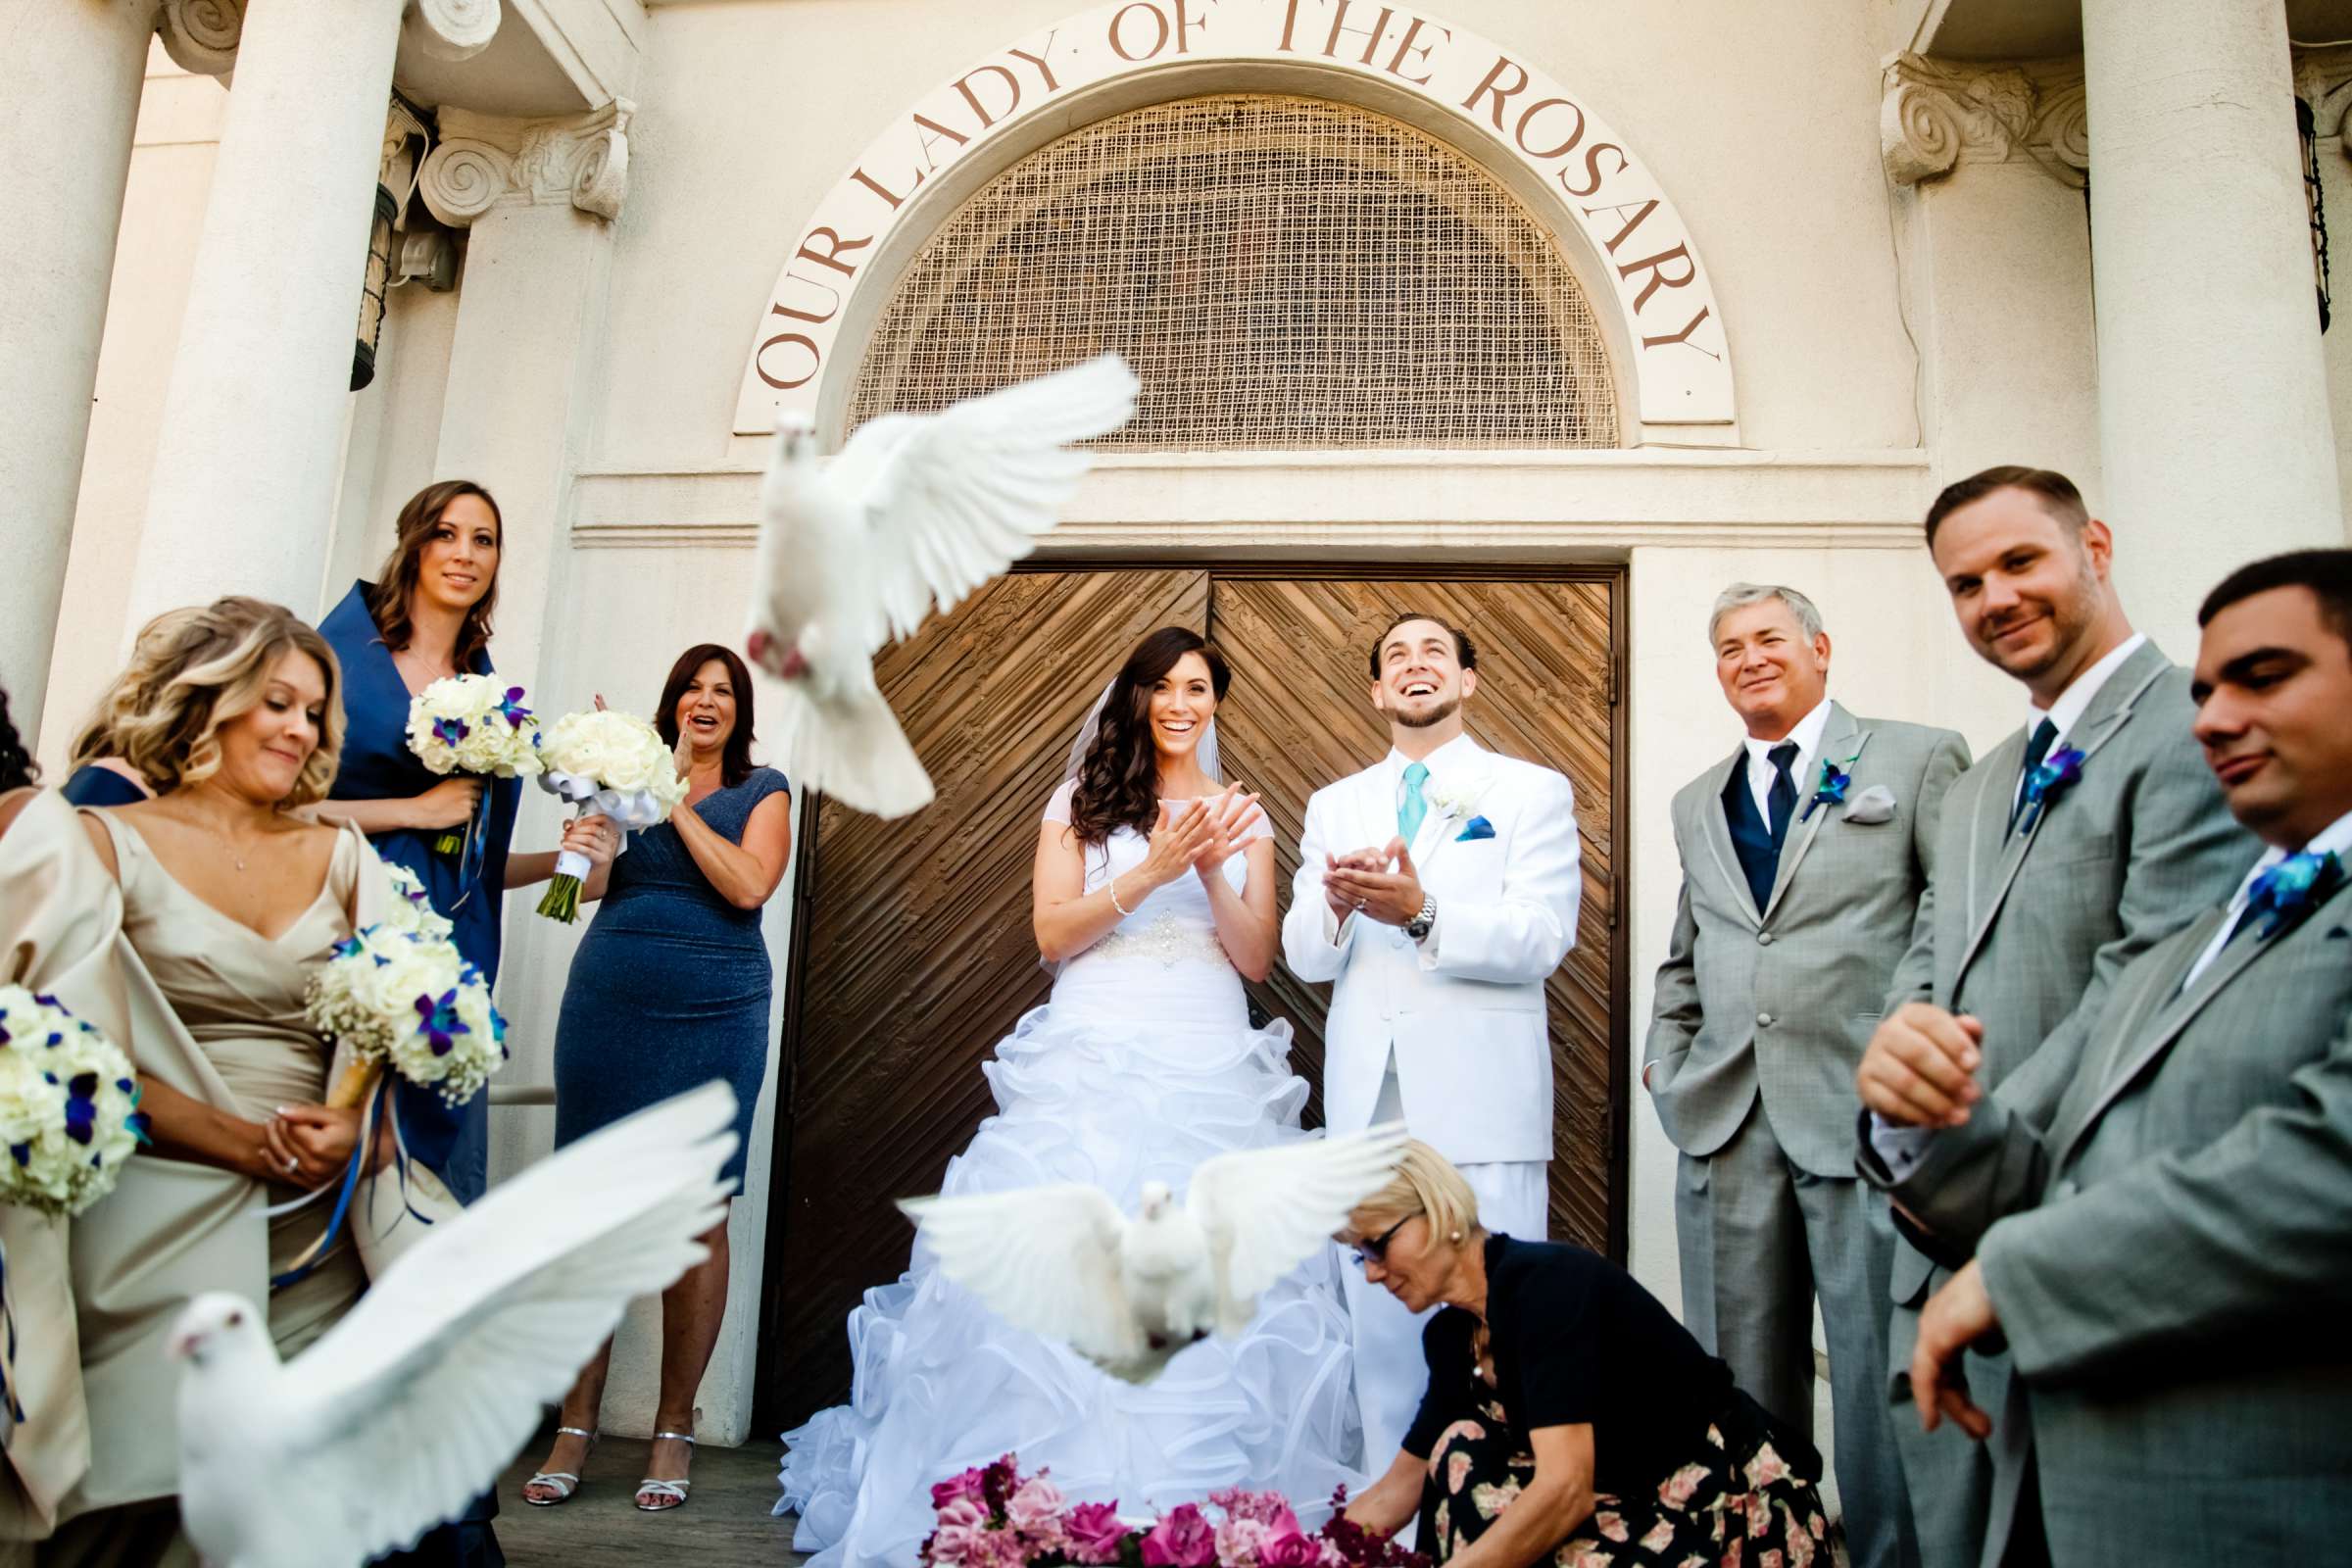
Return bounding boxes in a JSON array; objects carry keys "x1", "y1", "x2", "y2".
[{"x1": 0, "y1": 601, "x2": 411, "y2": 1564}]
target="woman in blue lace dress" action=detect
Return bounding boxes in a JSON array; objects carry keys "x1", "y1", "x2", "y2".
[{"x1": 521, "y1": 642, "x2": 791, "y2": 1516}]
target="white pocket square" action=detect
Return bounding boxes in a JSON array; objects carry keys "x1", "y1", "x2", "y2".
[{"x1": 1841, "y1": 784, "x2": 1897, "y2": 825}]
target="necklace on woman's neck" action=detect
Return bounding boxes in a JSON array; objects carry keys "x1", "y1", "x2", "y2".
[
  {"x1": 184, "y1": 783, "x2": 273, "y2": 871},
  {"x1": 393, "y1": 645, "x2": 455, "y2": 685}
]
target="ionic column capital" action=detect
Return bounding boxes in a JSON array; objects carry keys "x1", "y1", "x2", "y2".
[
  {"x1": 1881, "y1": 52, "x2": 2089, "y2": 189},
  {"x1": 156, "y1": 1, "x2": 499, "y2": 77},
  {"x1": 156, "y1": 0, "x2": 243, "y2": 76},
  {"x1": 405, "y1": 0, "x2": 501, "y2": 63},
  {"x1": 417, "y1": 99, "x2": 633, "y2": 227}
]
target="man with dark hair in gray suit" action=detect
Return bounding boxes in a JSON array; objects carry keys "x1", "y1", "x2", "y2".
[
  {"x1": 1859, "y1": 466, "x2": 2253, "y2": 1568},
  {"x1": 1864, "y1": 548, "x2": 2352, "y2": 1567},
  {"x1": 1646, "y1": 582, "x2": 1968, "y2": 1568}
]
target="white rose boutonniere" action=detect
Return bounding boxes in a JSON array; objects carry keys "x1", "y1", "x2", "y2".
[{"x1": 1425, "y1": 777, "x2": 1490, "y2": 822}]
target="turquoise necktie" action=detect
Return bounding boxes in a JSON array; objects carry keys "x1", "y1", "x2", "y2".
[{"x1": 1398, "y1": 761, "x2": 1430, "y2": 846}]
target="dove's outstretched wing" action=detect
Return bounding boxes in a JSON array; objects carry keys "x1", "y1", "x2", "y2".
[
  {"x1": 263, "y1": 1083, "x2": 737, "y2": 1566},
  {"x1": 899, "y1": 1184, "x2": 1142, "y2": 1366},
  {"x1": 843, "y1": 354, "x2": 1139, "y2": 649},
  {"x1": 1186, "y1": 1122, "x2": 1410, "y2": 1336}
]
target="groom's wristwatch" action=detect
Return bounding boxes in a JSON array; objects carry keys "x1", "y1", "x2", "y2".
[{"x1": 1404, "y1": 894, "x2": 1438, "y2": 943}]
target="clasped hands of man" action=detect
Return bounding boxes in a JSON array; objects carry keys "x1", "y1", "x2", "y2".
[
  {"x1": 1855, "y1": 1001, "x2": 2000, "y2": 1443},
  {"x1": 1320, "y1": 839, "x2": 1426, "y2": 929}
]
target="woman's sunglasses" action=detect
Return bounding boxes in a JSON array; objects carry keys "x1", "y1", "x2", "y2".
[{"x1": 1348, "y1": 1214, "x2": 1413, "y2": 1267}]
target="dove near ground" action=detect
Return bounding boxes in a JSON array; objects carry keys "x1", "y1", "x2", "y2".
[
  {"x1": 168, "y1": 1082, "x2": 739, "y2": 1568},
  {"x1": 899, "y1": 1122, "x2": 1409, "y2": 1384},
  {"x1": 744, "y1": 353, "x2": 1141, "y2": 819}
]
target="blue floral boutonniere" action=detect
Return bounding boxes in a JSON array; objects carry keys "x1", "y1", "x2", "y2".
[
  {"x1": 2245, "y1": 849, "x2": 2345, "y2": 938},
  {"x1": 1800, "y1": 754, "x2": 1860, "y2": 822},
  {"x1": 1455, "y1": 814, "x2": 1495, "y2": 842},
  {"x1": 2015, "y1": 744, "x2": 2086, "y2": 836}
]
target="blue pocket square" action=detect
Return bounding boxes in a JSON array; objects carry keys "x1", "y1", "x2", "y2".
[{"x1": 1456, "y1": 815, "x2": 1495, "y2": 842}]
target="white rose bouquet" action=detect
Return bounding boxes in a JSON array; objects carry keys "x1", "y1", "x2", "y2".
[
  {"x1": 307, "y1": 923, "x2": 506, "y2": 1112},
  {"x1": 404, "y1": 673, "x2": 542, "y2": 856},
  {"x1": 531, "y1": 708, "x2": 692, "y2": 922},
  {"x1": 0, "y1": 986, "x2": 149, "y2": 1217},
  {"x1": 380, "y1": 862, "x2": 455, "y2": 942}
]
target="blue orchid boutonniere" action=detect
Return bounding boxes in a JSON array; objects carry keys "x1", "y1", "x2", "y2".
[
  {"x1": 1799, "y1": 753, "x2": 1861, "y2": 822},
  {"x1": 2245, "y1": 849, "x2": 2345, "y2": 938},
  {"x1": 2015, "y1": 744, "x2": 2087, "y2": 836}
]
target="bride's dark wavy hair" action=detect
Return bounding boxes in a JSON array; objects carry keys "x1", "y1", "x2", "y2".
[{"x1": 1067, "y1": 627, "x2": 1229, "y2": 846}]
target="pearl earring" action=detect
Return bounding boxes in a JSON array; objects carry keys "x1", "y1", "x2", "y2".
[{"x1": 1448, "y1": 1230, "x2": 1463, "y2": 1243}]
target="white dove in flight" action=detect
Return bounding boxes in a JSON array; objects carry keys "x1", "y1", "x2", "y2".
[
  {"x1": 900, "y1": 1122, "x2": 1409, "y2": 1384},
  {"x1": 168, "y1": 1082, "x2": 739, "y2": 1568},
  {"x1": 744, "y1": 353, "x2": 1141, "y2": 819}
]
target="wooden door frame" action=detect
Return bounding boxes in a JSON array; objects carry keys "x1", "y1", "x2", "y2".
[{"x1": 752, "y1": 559, "x2": 1631, "y2": 1435}]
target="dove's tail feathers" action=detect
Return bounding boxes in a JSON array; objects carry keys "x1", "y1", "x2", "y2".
[{"x1": 773, "y1": 678, "x2": 935, "y2": 820}]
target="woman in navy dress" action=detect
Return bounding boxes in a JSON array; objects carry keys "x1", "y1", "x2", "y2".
[
  {"x1": 316, "y1": 480, "x2": 613, "y2": 1568},
  {"x1": 521, "y1": 643, "x2": 790, "y2": 1516},
  {"x1": 316, "y1": 479, "x2": 614, "y2": 1203}
]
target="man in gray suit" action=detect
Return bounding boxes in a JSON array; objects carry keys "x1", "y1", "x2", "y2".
[
  {"x1": 1862, "y1": 548, "x2": 2352, "y2": 1566},
  {"x1": 1645, "y1": 583, "x2": 1968, "y2": 1568},
  {"x1": 1863, "y1": 467, "x2": 2252, "y2": 1568}
]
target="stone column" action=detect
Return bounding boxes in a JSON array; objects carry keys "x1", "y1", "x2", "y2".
[
  {"x1": 2082, "y1": 0, "x2": 2346, "y2": 650},
  {"x1": 0, "y1": 0, "x2": 157, "y2": 736},
  {"x1": 122, "y1": 0, "x2": 498, "y2": 635}
]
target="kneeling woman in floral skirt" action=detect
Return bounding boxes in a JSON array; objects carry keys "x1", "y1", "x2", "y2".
[{"x1": 1341, "y1": 1145, "x2": 1840, "y2": 1568}]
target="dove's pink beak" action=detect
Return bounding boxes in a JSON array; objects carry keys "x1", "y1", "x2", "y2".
[{"x1": 168, "y1": 1328, "x2": 202, "y2": 1361}]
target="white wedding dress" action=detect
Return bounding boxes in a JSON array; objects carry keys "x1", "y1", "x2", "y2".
[{"x1": 776, "y1": 783, "x2": 1364, "y2": 1567}]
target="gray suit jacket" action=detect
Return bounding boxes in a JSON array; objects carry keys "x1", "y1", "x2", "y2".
[
  {"x1": 1646, "y1": 703, "x2": 1970, "y2": 1176},
  {"x1": 1879, "y1": 639, "x2": 2253, "y2": 1303},
  {"x1": 1880, "y1": 870, "x2": 2352, "y2": 1567}
]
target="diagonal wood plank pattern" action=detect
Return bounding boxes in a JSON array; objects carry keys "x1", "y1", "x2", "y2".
[
  {"x1": 1209, "y1": 577, "x2": 1619, "y2": 1252},
  {"x1": 760, "y1": 568, "x2": 1622, "y2": 1432},
  {"x1": 760, "y1": 569, "x2": 1208, "y2": 1427}
]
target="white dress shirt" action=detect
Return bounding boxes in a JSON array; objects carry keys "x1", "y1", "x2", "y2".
[
  {"x1": 1875, "y1": 632, "x2": 2150, "y2": 1177},
  {"x1": 2178, "y1": 808, "x2": 2352, "y2": 991},
  {"x1": 1381, "y1": 731, "x2": 1486, "y2": 947},
  {"x1": 1740, "y1": 697, "x2": 1833, "y2": 823},
  {"x1": 2010, "y1": 633, "x2": 2148, "y2": 805}
]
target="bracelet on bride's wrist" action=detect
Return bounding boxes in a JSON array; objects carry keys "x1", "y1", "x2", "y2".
[{"x1": 1108, "y1": 875, "x2": 1134, "y2": 916}]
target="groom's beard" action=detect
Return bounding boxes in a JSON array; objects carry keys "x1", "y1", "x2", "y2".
[{"x1": 1395, "y1": 697, "x2": 1461, "y2": 730}]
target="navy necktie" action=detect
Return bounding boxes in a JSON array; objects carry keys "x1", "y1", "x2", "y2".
[
  {"x1": 1766, "y1": 742, "x2": 1799, "y2": 847},
  {"x1": 2009, "y1": 717, "x2": 2058, "y2": 832}
]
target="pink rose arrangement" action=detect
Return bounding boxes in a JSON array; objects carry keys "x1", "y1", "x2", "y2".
[{"x1": 920, "y1": 1458, "x2": 1430, "y2": 1568}]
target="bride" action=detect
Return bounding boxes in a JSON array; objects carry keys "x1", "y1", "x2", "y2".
[{"x1": 778, "y1": 625, "x2": 1365, "y2": 1566}]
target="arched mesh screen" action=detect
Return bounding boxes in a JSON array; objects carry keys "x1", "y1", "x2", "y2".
[{"x1": 844, "y1": 94, "x2": 1621, "y2": 450}]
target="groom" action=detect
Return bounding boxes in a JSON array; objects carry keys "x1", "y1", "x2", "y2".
[{"x1": 1283, "y1": 612, "x2": 1583, "y2": 1462}]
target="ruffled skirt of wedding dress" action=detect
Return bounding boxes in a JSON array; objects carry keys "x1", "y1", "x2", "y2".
[{"x1": 776, "y1": 956, "x2": 1366, "y2": 1568}]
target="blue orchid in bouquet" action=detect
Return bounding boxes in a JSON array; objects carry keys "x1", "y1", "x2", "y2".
[
  {"x1": 0, "y1": 987, "x2": 150, "y2": 1218},
  {"x1": 2014, "y1": 744, "x2": 2086, "y2": 836},
  {"x1": 0, "y1": 987, "x2": 150, "y2": 1427}
]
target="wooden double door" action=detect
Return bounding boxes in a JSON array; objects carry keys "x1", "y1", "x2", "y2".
[{"x1": 756, "y1": 566, "x2": 1626, "y2": 1430}]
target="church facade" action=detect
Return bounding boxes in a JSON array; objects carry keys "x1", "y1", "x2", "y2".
[{"x1": 11, "y1": 0, "x2": 2351, "y2": 1443}]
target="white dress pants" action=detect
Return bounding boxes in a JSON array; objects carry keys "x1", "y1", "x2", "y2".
[{"x1": 1341, "y1": 1060, "x2": 1549, "y2": 1468}]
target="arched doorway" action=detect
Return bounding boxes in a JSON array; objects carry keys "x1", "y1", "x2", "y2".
[{"x1": 755, "y1": 88, "x2": 1631, "y2": 1430}]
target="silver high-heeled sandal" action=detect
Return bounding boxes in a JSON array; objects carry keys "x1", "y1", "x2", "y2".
[
  {"x1": 522, "y1": 1426, "x2": 598, "y2": 1506},
  {"x1": 635, "y1": 1431, "x2": 695, "y2": 1512}
]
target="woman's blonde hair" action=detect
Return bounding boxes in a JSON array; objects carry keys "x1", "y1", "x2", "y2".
[
  {"x1": 98, "y1": 597, "x2": 345, "y2": 806},
  {"x1": 1348, "y1": 1139, "x2": 1483, "y2": 1247},
  {"x1": 68, "y1": 607, "x2": 202, "y2": 771}
]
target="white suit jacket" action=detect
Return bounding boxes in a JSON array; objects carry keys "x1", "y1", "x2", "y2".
[{"x1": 1282, "y1": 737, "x2": 1581, "y2": 1163}]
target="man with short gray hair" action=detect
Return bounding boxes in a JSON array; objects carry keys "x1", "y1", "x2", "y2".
[{"x1": 1646, "y1": 583, "x2": 1968, "y2": 1568}]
